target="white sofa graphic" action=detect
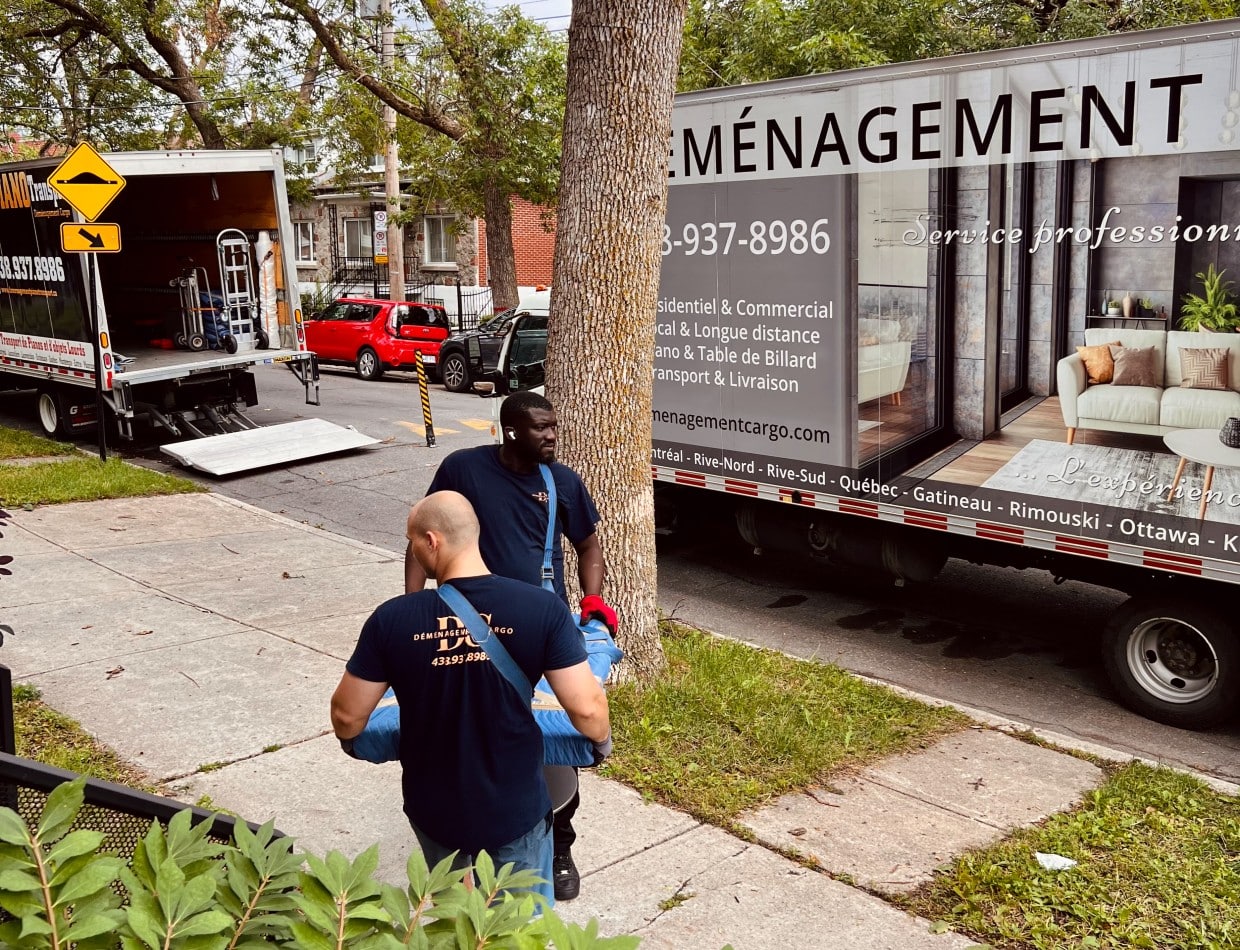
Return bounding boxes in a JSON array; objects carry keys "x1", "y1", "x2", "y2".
[
  {"x1": 1056, "y1": 327, "x2": 1240, "y2": 443},
  {"x1": 858, "y1": 317, "x2": 912, "y2": 405}
]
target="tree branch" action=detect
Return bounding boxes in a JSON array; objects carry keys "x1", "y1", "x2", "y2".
[{"x1": 273, "y1": 0, "x2": 466, "y2": 140}]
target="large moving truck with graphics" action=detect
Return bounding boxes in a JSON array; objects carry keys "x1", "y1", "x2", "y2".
[
  {"x1": 0, "y1": 149, "x2": 370, "y2": 473},
  {"x1": 495, "y1": 21, "x2": 1240, "y2": 729}
]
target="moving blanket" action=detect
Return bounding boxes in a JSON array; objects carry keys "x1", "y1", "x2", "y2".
[{"x1": 351, "y1": 617, "x2": 623, "y2": 767}]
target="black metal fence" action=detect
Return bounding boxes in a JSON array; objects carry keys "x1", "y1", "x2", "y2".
[
  {"x1": 0, "y1": 664, "x2": 276, "y2": 867},
  {"x1": 315, "y1": 261, "x2": 496, "y2": 332}
]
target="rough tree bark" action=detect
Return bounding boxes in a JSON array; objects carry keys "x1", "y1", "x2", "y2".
[
  {"x1": 546, "y1": 0, "x2": 687, "y2": 683},
  {"x1": 482, "y1": 181, "x2": 518, "y2": 312}
]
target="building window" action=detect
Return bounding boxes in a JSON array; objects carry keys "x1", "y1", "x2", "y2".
[
  {"x1": 294, "y1": 222, "x2": 315, "y2": 264},
  {"x1": 289, "y1": 142, "x2": 317, "y2": 173},
  {"x1": 344, "y1": 217, "x2": 372, "y2": 259},
  {"x1": 424, "y1": 215, "x2": 457, "y2": 265}
]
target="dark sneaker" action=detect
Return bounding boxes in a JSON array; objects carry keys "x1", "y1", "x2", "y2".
[{"x1": 553, "y1": 851, "x2": 580, "y2": 901}]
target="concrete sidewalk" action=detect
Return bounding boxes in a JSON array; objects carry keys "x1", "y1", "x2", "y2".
[{"x1": 3, "y1": 493, "x2": 1110, "y2": 949}]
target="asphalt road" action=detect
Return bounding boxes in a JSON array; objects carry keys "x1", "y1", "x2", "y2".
[{"x1": 4, "y1": 363, "x2": 1238, "y2": 785}]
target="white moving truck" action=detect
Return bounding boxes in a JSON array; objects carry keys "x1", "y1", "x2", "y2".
[
  {"x1": 495, "y1": 21, "x2": 1240, "y2": 729},
  {"x1": 0, "y1": 149, "x2": 374, "y2": 473}
]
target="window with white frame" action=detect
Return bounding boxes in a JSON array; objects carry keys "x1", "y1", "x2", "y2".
[
  {"x1": 344, "y1": 217, "x2": 373, "y2": 259},
  {"x1": 294, "y1": 222, "x2": 315, "y2": 264},
  {"x1": 424, "y1": 215, "x2": 457, "y2": 266},
  {"x1": 289, "y1": 142, "x2": 317, "y2": 173}
]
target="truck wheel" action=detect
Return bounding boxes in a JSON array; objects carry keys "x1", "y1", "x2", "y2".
[
  {"x1": 256, "y1": 329, "x2": 270, "y2": 350},
  {"x1": 36, "y1": 388, "x2": 68, "y2": 438},
  {"x1": 223, "y1": 334, "x2": 238, "y2": 355},
  {"x1": 188, "y1": 333, "x2": 206, "y2": 352},
  {"x1": 441, "y1": 353, "x2": 470, "y2": 392},
  {"x1": 1102, "y1": 596, "x2": 1239, "y2": 729},
  {"x1": 356, "y1": 347, "x2": 384, "y2": 381}
]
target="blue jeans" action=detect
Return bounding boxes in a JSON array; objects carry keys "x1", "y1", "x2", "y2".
[{"x1": 411, "y1": 811, "x2": 555, "y2": 909}]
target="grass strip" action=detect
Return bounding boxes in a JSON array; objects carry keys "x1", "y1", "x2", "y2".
[
  {"x1": 0, "y1": 427, "x2": 74, "y2": 459},
  {"x1": 604, "y1": 622, "x2": 968, "y2": 826},
  {"x1": 13, "y1": 683, "x2": 155, "y2": 792},
  {"x1": 0, "y1": 455, "x2": 203, "y2": 506},
  {"x1": 900, "y1": 761, "x2": 1240, "y2": 949}
]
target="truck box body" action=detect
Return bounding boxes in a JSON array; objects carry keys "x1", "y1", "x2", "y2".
[
  {"x1": 0, "y1": 149, "x2": 318, "y2": 441},
  {"x1": 645, "y1": 21, "x2": 1240, "y2": 727}
]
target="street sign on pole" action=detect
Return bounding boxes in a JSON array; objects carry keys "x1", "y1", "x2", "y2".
[
  {"x1": 48, "y1": 143, "x2": 126, "y2": 222},
  {"x1": 60, "y1": 222, "x2": 122, "y2": 253}
]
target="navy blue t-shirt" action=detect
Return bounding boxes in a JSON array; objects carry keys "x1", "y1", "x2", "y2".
[
  {"x1": 347, "y1": 574, "x2": 587, "y2": 855},
  {"x1": 427, "y1": 446, "x2": 601, "y2": 601}
]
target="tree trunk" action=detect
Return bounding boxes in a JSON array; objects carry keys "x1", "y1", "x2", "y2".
[
  {"x1": 547, "y1": 0, "x2": 687, "y2": 683},
  {"x1": 483, "y1": 182, "x2": 519, "y2": 312}
]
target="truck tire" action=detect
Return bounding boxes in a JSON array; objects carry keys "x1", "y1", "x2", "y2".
[
  {"x1": 36, "y1": 388, "x2": 68, "y2": 438},
  {"x1": 1102, "y1": 596, "x2": 1239, "y2": 729},
  {"x1": 440, "y1": 352, "x2": 470, "y2": 392},
  {"x1": 356, "y1": 347, "x2": 384, "y2": 381}
]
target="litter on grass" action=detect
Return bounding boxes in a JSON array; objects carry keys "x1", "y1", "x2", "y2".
[{"x1": 1035, "y1": 852, "x2": 1078, "y2": 871}]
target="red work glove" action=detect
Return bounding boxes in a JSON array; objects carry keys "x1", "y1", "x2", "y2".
[{"x1": 580, "y1": 595, "x2": 618, "y2": 635}]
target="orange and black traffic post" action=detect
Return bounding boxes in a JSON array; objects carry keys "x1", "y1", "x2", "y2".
[{"x1": 414, "y1": 351, "x2": 435, "y2": 447}]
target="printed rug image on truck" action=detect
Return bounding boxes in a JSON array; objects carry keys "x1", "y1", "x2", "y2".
[{"x1": 982, "y1": 439, "x2": 1240, "y2": 525}]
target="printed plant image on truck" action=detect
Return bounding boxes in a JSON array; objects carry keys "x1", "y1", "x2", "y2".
[{"x1": 647, "y1": 22, "x2": 1240, "y2": 729}]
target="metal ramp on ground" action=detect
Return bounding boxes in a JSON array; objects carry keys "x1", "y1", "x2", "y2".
[{"x1": 160, "y1": 418, "x2": 380, "y2": 476}]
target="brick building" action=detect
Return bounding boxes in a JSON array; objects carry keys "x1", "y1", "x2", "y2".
[{"x1": 477, "y1": 196, "x2": 557, "y2": 287}]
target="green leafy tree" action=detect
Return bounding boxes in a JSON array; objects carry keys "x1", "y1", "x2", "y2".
[
  {"x1": 0, "y1": 0, "x2": 324, "y2": 152},
  {"x1": 678, "y1": 0, "x2": 1240, "y2": 91},
  {"x1": 275, "y1": 0, "x2": 566, "y2": 311}
]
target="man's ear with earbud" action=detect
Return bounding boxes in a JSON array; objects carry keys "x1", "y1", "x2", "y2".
[{"x1": 505, "y1": 428, "x2": 515, "y2": 439}]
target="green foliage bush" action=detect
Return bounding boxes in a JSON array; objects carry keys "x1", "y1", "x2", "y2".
[{"x1": 0, "y1": 778, "x2": 638, "y2": 950}]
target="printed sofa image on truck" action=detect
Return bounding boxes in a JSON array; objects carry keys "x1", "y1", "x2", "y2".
[
  {"x1": 857, "y1": 317, "x2": 912, "y2": 405},
  {"x1": 1057, "y1": 327, "x2": 1240, "y2": 444}
]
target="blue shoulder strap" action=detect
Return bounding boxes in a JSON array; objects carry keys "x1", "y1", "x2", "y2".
[
  {"x1": 437, "y1": 583, "x2": 533, "y2": 698},
  {"x1": 538, "y1": 463, "x2": 557, "y2": 593}
]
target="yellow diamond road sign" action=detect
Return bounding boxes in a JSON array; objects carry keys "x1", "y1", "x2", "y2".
[
  {"x1": 61, "y1": 222, "x2": 121, "y2": 254},
  {"x1": 48, "y1": 143, "x2": 126, "y2": 222}
]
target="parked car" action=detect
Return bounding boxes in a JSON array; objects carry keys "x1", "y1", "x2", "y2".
[
  {"x1": 439, "y1": 305, "x2": 549, "y2": 392},
  {"x1": 303, "y1": 298, "x2": 449, "y2": 381}
]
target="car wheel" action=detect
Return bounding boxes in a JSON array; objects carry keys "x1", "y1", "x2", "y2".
[
  {"x1": 36, "y1": 388, "x2": 67, "y2": 438},
  {"x1": 441, "y1": 352, "x2": 470, "y2": 392},
  {"x1": 1101, "y1": 595, "x2": 1239, "y2": 729},
  {"x1": 356, "y1": 347, "x2": 384, "y2": 381}
]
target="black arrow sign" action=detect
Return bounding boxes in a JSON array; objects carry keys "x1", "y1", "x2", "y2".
[{"x1": 78, "y1": 228, "x2": 105, "y2": 249}]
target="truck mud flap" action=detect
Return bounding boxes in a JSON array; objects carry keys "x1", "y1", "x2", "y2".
[{"x1": 159, "y1": 418, "x2": 380, "y2": 476}]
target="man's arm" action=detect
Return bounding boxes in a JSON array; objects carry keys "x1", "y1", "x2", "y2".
[
  {"x1": 574, "y1": 531, "x2": 606, "y2": 597},
  {"x1": 405, "y1": 540, "x2": 428, "y2": 594},
  {"x1": 544, "y1": 661, "x2": 610, "y2": 743},
  {"x1": 331, "y1": 672, "x2": 389, "y2": 740}
]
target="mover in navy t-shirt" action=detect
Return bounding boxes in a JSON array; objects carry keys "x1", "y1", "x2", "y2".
[
  {"x1": 346, "y1": 574, "x2": 587, "y2": 855},
  {"x1": 426, "y1": 446, "x2": 600, "y2": 602}
]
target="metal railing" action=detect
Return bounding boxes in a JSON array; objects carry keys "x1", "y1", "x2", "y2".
[{"x1": 0, "y1": 663, "x2": 278, "y2": 861}]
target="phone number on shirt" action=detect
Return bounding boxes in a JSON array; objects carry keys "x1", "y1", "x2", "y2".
[{"x1": 432, "y1": 652, "x2": 490, "y2": 666}]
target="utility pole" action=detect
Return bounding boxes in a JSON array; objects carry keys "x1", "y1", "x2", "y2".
[{"x1": 380, "y1": 0, "x2": 404, "y2": 301}]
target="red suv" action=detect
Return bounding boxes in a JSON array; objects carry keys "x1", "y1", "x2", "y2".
[{"x1": 303, "y1": 298, "x2": 450, "y2": 381}]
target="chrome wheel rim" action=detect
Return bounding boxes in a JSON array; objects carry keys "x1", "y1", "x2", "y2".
[
  {"x1": 359, "y1": 352, "x2": 377, "y2": 377},
  {"x1": 1126, "y1": 617, "x2": 1218, "y2": 704},
  {"x1": 443, "y1": 357, "x2": 465, "y2": 388},
  {"x1": 37, "y1": 393, "x2": 59, "y2": 435}
]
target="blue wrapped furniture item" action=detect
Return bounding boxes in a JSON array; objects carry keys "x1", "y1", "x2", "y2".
[{"x1": 351, "y1": 616, "x2": 622, "y2": 766}]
